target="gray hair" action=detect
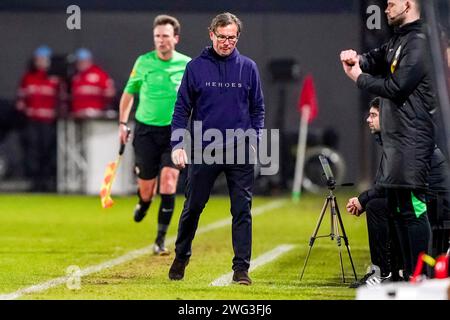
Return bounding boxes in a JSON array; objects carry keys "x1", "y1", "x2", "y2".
[{"x1": 208, "y1": 12, "x2": 242, "y2": 35}]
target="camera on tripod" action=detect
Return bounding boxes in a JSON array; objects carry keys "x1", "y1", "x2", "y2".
[
  {"x1": 319, "y1": 154, "x2": 336, "y2": 189},
  {"x1": 300, "y1": 155, "x2": 358, "y2": 282}
]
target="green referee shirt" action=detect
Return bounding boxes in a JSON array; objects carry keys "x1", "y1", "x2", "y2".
[{"x1": 124, "y1": 50, "x2": 191, "y2": 126}]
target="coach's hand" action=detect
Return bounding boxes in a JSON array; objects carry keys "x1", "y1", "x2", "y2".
[
  {"x1": 340, "y1": 49, "x2": 362, "y2": 82},
  {"x1": 340, "y1": 49, "x2": 359, "y2": 66},
  {"x1": 172, "y1": 148, "x2": 188, "y2": 169},
  {"x1": 119, "y1": 123, "x2": 131, "y2": 145}
]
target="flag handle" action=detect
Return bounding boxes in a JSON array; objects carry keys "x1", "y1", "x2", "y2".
[
  {"x1": 119, "y1": 127, "x2": 131, "y2": 155},
  {"x1": 292, "y1": 106, "x2": 310, "y2": 202}
]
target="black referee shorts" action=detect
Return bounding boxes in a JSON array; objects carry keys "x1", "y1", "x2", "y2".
[{"x1": 132, "y1": 121, "x2": 177, "y2": 180}]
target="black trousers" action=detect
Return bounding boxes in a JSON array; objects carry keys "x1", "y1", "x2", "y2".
[
  {"x1": 366, "y1": 198, "x2": 402, "y2": 277},
  {"x1": 386, "y1": 189, "x2": 431, "y2": 277},
  {"x1": 175, "y1": 162, "x2": 254, "y2": 271},
  {"x1": 25, "y1": 121, "x2": 57, "y2": 191}
]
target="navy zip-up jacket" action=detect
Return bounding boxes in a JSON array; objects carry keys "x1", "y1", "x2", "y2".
[{"x1": 171, "y1": 47, "x2": 265, "y2": 149}]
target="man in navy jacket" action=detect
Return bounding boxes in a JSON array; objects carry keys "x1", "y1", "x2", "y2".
[{"x1": 169, "y1": 12, "x2": 265, "y2": 285}]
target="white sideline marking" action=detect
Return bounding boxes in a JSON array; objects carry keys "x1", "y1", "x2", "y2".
[
  {"x1": 0, "y1": 199, "x2": 288, "y2": 300},
  {"x1": 210, "y1": 244, "x2": 295, "y2": 287}
]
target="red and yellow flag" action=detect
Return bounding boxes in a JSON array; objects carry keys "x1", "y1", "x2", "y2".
[
  {"x1": 100, "y1": 128, "x2": 130, "y2": 209},
  {"x1": 100, "y1": 160, "x2": 119, "y2": 209}
]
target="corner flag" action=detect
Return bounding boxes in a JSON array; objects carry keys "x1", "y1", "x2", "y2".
[{"x1": 292, "y1": 74, "x2": 319, "y2": 202}]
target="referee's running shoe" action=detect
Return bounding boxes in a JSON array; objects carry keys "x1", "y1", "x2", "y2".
[
  {"x1": 153, "y1": 242, "x2": 170, "y2": 256},
  {"x1": 134, "y1": 190, "x2": 151, "y2": 222},
  {"x1": 133, "y1": 202, "x2": 149, "y2": 222}
]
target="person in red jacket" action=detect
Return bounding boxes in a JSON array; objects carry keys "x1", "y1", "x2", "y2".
[
  {"x1": 16, "y1": 45, "x2": 61, "y2": 192},
  {"x1": 70, "y1": 48, "x2": 115, "y2": 118}
]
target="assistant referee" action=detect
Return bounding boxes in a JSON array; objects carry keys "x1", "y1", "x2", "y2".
[{"x1": 119, "y1": 15, "x2": 191, "y2": 255}]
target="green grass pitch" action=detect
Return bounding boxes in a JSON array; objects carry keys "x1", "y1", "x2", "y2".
[{"x1": 0, "y1": 191, "x2": 370, "y2": 300}]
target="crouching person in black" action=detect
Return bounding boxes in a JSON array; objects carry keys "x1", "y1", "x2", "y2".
[{"x1": 347, "y1": 98, "x2": 450, "y2": 287}]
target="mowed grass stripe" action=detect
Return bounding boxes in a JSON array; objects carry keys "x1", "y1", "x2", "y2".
[
  {"x1": 25, "y1": 193, "x2": 369, "y2": 300},
  {"x1": 0, "y1": 199, "x2": 288, "y2": 300}
]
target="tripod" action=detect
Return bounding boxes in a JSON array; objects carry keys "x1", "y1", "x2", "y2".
[{"x1": 300, "y1": 183, "x2": 358, "y2": 283}]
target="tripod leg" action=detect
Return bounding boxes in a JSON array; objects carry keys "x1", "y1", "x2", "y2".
[
  {"x1": 300, "y1": 197, "x2": 330, "y2": 280},
  {"x1": 330, "y1": 200, "x2": 334, "y2": 240},
  {"x1": 331, "y1": 197, "x2": 346, "y2": 282},
  {"x1": 334, "y1": 198, "x2": 358, "y2": 281}
]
